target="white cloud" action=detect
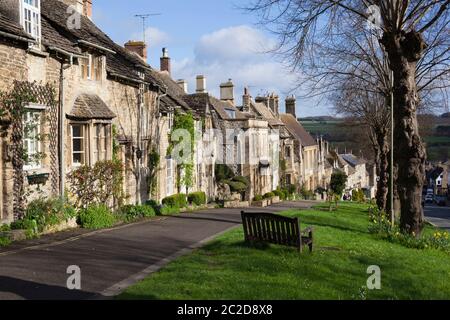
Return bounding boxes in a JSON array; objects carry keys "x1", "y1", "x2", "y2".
[
  {"x1": 131, "y1": 27, "x2": 170, "y2": 48},
  {"x1": 172, "y1": 25, "x2": 298, "y2": 108}
]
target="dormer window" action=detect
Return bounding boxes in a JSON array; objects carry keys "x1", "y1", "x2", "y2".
[
  {"x1": 225, "y1": 109, "x2": 236, "y2": 119},
  {"x1": 81, "y1": 53, "x2": 103, "y2": 80},
  {"x1": 21, "y1": 0, "x2": 41, "y2": 45}
]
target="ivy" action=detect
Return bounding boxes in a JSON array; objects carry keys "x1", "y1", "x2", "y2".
[{"x1": 168, "y1": 111, "x2": 196, "y2": 194}]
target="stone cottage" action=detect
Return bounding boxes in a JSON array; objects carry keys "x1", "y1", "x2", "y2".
[
  {"x1": 280, "y1": 97, "x2": 322, "y2": 192},
  {"x1": 0, "y1": 0, "x2": 190, "y2": 223}
]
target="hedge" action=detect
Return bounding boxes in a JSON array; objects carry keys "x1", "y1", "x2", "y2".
[
  {"x1": 162, "y1": 194, "x2": 187, "y2": 208},
  {"x1": 263, "y1": 192, "x2": 275, "y2": 199},
  {"x1": 78, "y1": 204, "x2": 116, "y2": 230},
  {"x1": 188, "y1": 192, "x2": 207, "y2": 206}
]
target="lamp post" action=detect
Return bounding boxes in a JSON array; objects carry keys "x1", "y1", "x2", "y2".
[{"x1": 390, "y1": 70, "x2": 395, "y2": 228}]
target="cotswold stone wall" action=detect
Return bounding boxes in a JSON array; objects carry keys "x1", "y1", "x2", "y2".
[
  {"x1": 0, "y1": 42, "x2": 28, "y2": 223},
  {"x1": 0, "y1": 41, "x2": 27, "y2": 91},
  {"x1": 0, "y1": 41, "x2": 161, "y2": 221}
]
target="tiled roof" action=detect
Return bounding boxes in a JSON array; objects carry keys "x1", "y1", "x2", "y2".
[
  {"x1": 250, "y1": 102, "x2": 284, "y2": 126},
  {"x1": 150, "y1": 71, "x2": 190, "y2": 110},
  {"x1": 341, "y1": 154, "x2": 367, "y2": 167},
  {"x1": 68, "y1": 94, "x2": 116, "y2": 120},
  {"x1": 183, "y1": 93, "x2": 245, "y2": 120},
  {"x1": 41, "y1": 17, "x2": 80, "y2": 55},
  {"x1": 280, "y1": 113, "x2": 317, "y2": 147},
  {"x1": 0, "y1": 13, "x2": 34, "y2": 40}
]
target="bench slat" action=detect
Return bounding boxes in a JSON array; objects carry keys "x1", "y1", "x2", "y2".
[{"x1": 241, "y1": 211, "x2": 313, "y2": 253}]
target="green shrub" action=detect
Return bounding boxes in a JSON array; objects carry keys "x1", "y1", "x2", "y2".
[
  {"x1": 263, "y1": 192, "x2": 275, "y2": 199},
  {"x1": 188, "y1": 192, "x2": 207, "y2": 206},
  {"x1": 273, "y1": 190, "x2": 285, "y2": 199},
  {"x1": 162, "y1": 194, "x2": 187, "y2": 208},
  {"x1": 0, "y1": 224, "x2": 11, "y2": 232},
  {"x1": 227, "y1": 181, "x2": 247, "y2": 193},
  {"x1": 300, "y1": 188, "x2": 315, "y2": 200},
  {"x1": 274, "y1": 189, "x2": 287, "y2": 200},
  {"x1": 0, "y1": 236, "x2": 11, "y2": 247},
  {"x1": 253, "y1": 195, "x2": 263, "y2": 201},
  {"x1": 145, "y1": 199, "x2": 159, "y2": 209},
  {"x1": 287, "y1": 184, "x2": 297, "y2": 195},
  {"x1": 79, "y1": 204, "x2": 116, "y2": 230},
  {"x1": 160, "y1": 206, "x2": 180, "y2": 216},
  {"x1": 232, "y1": 176, "x2": 249, "y2": 186},
  {"x1": 215, "y1": 164, "x2": 235, "y2": 182},
  {"x1": 118, "y1": 204, "x2": 156, "y2": 222},
  {"x1": 11, "y1": 197, "x2": 77, "y2": 234}
]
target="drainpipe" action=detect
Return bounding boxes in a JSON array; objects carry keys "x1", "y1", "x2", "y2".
[
  {"x1": 155, "y1": 88, "x2": 167, "y2": 202},
  {"x1": 49, "y1": 48, "x2": 76, "y2": 198}
]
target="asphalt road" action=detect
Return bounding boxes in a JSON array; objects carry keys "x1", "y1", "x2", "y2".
[
  {"x1": 0, "y1": 201, "x2": 314, "y2": 300},
  {"x1": 424, "y1": 204, "x2": 450, "y2": 231}
]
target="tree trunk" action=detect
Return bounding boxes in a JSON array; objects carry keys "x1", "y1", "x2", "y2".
[
  {"x1": 372, "y1": 127, "x2": 389, "y2": 212},
  {"x1": 381, "y1": 30, "x2": 427, "y2": 235}
]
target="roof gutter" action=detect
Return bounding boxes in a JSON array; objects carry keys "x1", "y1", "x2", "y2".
[
  {"x1": 48, "y1": 46, "x2": 86, "y2": 63},
  {"x1": 108, "y1": 72, "x2": 145, "y2": 84},
  {"x1": 78, "y1": 40, "x2": 116, "y2": 54},
  {"x1": 0, "y1": 30, "x2": 36, "y2": 44}
]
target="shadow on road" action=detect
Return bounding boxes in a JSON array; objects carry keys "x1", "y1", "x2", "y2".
[{"x1": 0, "y1": 276, "x2": 98, "y2": 300}]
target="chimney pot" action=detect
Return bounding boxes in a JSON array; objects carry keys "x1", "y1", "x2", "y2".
[
  {"x1": 177, "y1": 79, "x2": 188, "y2": 94},
  {"x1": 196, "y1": 75, "x2": 207, "y2": 93},
  {"x1": 220, "y1": 79, "x2": 234, "y2": 104},
  {"x1": 160, "y1": 47, "x2": 171, "y2": 75},
  {"x1": 124, "y1": 40, "x2": 147, "y2": 61},
  {"x1": 243, "y1": 87, "x2": 251, "y2": 112},
  {"x1": 285, "y1": 95, "x2": 297, "y2": 119}
]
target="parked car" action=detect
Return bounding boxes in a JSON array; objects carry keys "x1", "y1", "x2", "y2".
[{"x1": 425, "y1": 194, "x2": 434, "y2": 204}]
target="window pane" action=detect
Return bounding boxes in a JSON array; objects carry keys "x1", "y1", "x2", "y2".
[
  {"x1": 73, "y1": 138, "x2": 83, "y2": 152},
  {"x1": 72, "y1": 125, "x2": 82, "y2": 138},
  {"x1": 73, "y1": 153, "x2": 84, "y2": 165}
]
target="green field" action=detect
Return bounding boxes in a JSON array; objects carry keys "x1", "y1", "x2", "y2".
[
  {"x1": 301, "y1": 118, "x2": 450, "y2": 162},
  {"x1": 119, "y1": 203, "x2": 450, "y2": 300}
]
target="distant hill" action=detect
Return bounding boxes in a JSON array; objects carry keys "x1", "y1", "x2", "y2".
[{"x1": 299, "y1": 116, "x2": 338, "y2": 122}]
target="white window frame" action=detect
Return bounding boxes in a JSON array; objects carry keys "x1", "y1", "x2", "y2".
[
  {"x1": 86, "y1": 54, "x2": 92, "y2": 80},
  {"x1": 71, "y1": 124, "x2": 86, "y2": 168},
  {"x1": 21, "y1": 0, "x2": 41, "y2": 46},
  {"x1": 166, "y1": 158, "x2": 174, "y2": 196},
  {"x1": 23, "y1": 106, "x2": 44, "y2": 171}
]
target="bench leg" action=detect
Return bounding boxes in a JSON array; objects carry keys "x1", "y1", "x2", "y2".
[{"x1": 308, "y1": 242, "x2": 313, "y2": 253}]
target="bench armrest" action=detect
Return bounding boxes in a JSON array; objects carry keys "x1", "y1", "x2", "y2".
[{"x1": 301, "y1": 227, "x2": 314, "y2": 235}]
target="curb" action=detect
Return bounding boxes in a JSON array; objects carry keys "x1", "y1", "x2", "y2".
[{"x1": 96, "y1": 224, "x2": 241, "y2": 300}]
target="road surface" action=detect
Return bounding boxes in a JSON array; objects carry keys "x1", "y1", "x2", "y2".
[
  {"x1": 424, "y1": 204, "x2": 450, "y2": 231},
  {"x1": 0, "y1": 201, "x2": 314, "y2": 300}
]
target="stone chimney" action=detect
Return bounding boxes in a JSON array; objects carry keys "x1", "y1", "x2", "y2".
[
  {"x1": 177, "y1": 79, "x2": 188, "y2": 94},
  {"x1": 255, "y1": 95, "x2": 269, "y2": 107},
  {"x1": 242, "y1": 87, "x2": 251, "y2": 113},
  {"x1": 124, "y1": 40, "x2": 147, "y2": 61},
  {"x1": 268, "y1": 92, "x2": 279, "y2": 116},
  {"x1": 220, "y1": 79, "x2": 234, "y2": 104},
  {"x1": 285, "y1": 95, "x2": 297, "y2": 119},
  {"x1": 83, "y1": 0, "x2": 92, "y2": 19},
  {"x1": 196, "y1": 75, "x2": 206, "y2": 93},
  {"x1": 160, "y1": 48, "x2": 171, "y2": 75},
  {"x1": 60, "y1": 0, "x2": 92, "y2": 19}
]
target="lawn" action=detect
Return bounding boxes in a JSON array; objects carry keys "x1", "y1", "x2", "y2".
[{"x1": 119, "y1": 203, "x2": 450, "y2": 300}]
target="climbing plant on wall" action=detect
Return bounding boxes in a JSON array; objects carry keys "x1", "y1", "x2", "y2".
[
  {"x1": 168, "y1": 111, "x2": 195, "y2": 195},
  {"x1": 0, "y1": 81, "x2": 57, "y2": 220}
]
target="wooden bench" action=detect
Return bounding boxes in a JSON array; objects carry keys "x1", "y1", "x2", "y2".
[{"x1": 241, "y1": 211, "x2": 313, "y2": 253}]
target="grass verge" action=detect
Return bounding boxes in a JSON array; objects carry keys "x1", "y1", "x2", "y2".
[{"x1": 119, "y1": 203, "x2": 450, "y2": 300}]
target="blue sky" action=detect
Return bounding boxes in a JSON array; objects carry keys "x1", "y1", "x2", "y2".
[{"x1": 93, "y1": 0, "x2": 332, "y2": 116}]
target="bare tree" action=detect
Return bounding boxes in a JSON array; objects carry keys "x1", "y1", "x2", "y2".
[{"x1": 245, "y1": 0, "x2": 449, "y2": 235}]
